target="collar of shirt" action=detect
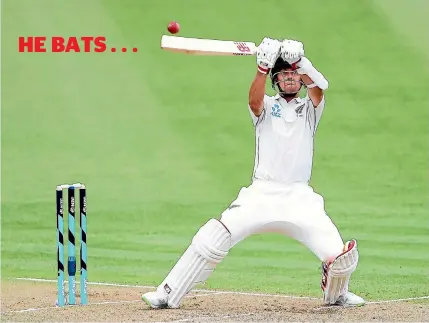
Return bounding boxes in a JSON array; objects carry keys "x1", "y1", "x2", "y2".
[{"x1": 274, "y1": 94, "x2": 303, "y2": 107}]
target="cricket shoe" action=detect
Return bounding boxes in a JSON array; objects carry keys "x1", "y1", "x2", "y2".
[
  {"x1": 142, "y1": 291, "x2": 168, "y2": 309},
  {"x1": 334, "y1": 292, "x2": 365, "y2": 307}
]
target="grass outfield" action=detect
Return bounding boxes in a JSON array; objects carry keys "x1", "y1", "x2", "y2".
[{"x1": 2, "y1": 0, "x2": 428, "y2": 302}]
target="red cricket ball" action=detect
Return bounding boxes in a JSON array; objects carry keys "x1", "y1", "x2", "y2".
[{"x1": 167, "y1": 21, "x2": 180, "y2": 34}]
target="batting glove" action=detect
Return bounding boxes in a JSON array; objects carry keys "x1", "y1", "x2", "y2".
[
  {"x1": 256, "y1": 37, "x2": 281, "y2": 74},
  {"x1": 280, "y1": 39, "x2": 305, "y2": 65}
]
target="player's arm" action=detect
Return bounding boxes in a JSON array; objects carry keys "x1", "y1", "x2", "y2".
[
  {"x1": 249, "y1": 37, "x2": 281, "y2": 117},
  {"x1": 296, "y1": 57, "x2": 329, "y2": 107},
  {"x1": 248, "y1": 71, "x2": 268, "y2": 116},
  {"x1": 300, "y1": 73, "x2": 324, "y2": 107}
]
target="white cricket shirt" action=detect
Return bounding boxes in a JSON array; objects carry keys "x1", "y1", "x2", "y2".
[{"x1": 248, "y1": 93, "x2": 325, "y2": 184}]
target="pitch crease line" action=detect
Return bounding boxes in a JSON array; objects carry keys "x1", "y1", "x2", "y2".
[
  {"x1": 14, "y1": 277, "x2": 429, "y2": 303},
  {"x1": 6, "y1": 296, "x2": 211, "y2": 314},
  {"x1": 14, "y1": 277, "x2": 314, "y2": 300}
]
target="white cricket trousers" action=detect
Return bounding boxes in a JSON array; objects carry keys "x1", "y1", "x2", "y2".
[{"x1": 219, "y1": 179, "x2": 345, "y2": 262}]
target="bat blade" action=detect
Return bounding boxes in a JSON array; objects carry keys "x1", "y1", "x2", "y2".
[{"x1": 161, "y1": 35, "x2": 257, "y2": 56}]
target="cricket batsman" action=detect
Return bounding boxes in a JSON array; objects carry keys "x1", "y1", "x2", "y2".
[{"x1": 142, "y1": 37, "x2": 365, "y2": 308}]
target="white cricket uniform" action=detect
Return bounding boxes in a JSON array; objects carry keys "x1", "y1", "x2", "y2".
[{"x1": 220, "y1": 93, "x2": 344, "y2": 262}]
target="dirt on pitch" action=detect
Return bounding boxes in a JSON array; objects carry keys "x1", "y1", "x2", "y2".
[{"x1": 1, "y1": 280, "x2": 428, "y2": 322}]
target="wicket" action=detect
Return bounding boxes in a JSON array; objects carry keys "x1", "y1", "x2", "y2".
[{"x1": 56, "y1": 183, "x2": 88, "y2": 306}]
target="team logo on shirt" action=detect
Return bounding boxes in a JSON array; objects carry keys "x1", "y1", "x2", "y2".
[
  {"x1": 295, "y1": 104, "x2": 305, "y2": 117},
  {"x1": 271, "y1": 104, "x2": 281, "y2": 118}
]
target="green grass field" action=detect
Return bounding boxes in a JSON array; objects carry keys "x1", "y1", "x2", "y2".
[{"x1": 2, "y1": 0, "x2": 428, "y2": 302}]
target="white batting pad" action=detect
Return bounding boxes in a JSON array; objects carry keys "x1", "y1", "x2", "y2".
[
  {"x1": 157, "y1": 219, "x2": 231, "y2": 308},
  {"x1": 322, "y1": 240, "x2": 359, "y2": 304}
]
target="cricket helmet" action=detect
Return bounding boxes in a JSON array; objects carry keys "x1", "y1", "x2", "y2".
[{"x1": 270, "y1": 56, "x2": 303, "y2": 97}]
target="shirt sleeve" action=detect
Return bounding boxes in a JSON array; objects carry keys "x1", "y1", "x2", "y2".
[
  {"x1": 248, "y1": 94, "x2": 269, "y2": 127},
  {"x1": 307, "y1": 94, "x2": 326, "y2": 134},
  {"x1": 314, "y1": 95, "x2": 326, "y2": 127}
]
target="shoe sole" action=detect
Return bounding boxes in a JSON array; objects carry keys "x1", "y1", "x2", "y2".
[{"x1": 351, "y1": 302, "x2": 366, "y2": 307}]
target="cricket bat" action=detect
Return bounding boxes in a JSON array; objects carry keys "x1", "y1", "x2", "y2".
[{"x1": 161, "y1": 35, "x2": 257, "y2": 56}]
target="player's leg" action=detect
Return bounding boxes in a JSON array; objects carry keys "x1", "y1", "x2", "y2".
[
  {"x1": 302, "y1": 213, "x2": 363, "y2": 306},
  {"x1": 142, "y1": 186, "x2": 269, "y2": 309},
  {"x1": 142, "y1": 218, "x2": 232, "y2": 308},
  {"x1": 289, "y1": 189, "x2": 364, "y2": 307},
  {"x1": 321, "y1": 240, "x2": 364, "y2": 307},
  {"x1": 219, "y1": 186, "x2": 363, "y2": 306}
]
